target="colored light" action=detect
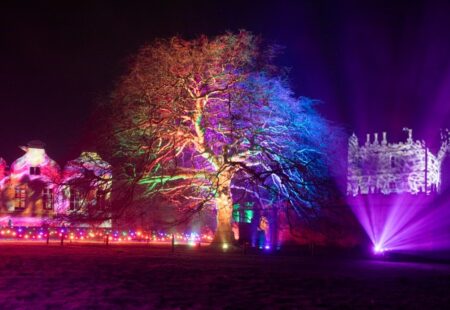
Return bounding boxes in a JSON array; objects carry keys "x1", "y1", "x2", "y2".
[
  {"x1": 0, "y1": 226, "x2": 214, "y2": 246},
  {"x1": 348, "y1": 131, "x2": 450, "y2": 254},
  {"x1": 373, "y1": 245, "x2": 385, "y2": 254}
]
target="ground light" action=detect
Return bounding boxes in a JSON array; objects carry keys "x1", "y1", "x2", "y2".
[
  {"x1": 0, "y1": 227, "x2": 214, "y2": 245},
  {"x1": 373, "y1": 244, "x2": 388, "y2": 254},
  {"x1": 349, "y1": 193, "x2": 450, "y2": 254}
]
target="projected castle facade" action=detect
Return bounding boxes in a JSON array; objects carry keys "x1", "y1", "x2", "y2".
[
  {"x1": 0, "y1": 141, "x2": 111, "y2": 227},
  {"x1": 347, "y1": 128, "x2": 449, "y2": 196}
]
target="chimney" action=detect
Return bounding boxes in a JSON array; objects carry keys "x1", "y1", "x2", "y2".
[
  {"x1": 403, "y1": 127, "x2": 413, "y2": 143},
  {"x1": 382, "y1": 132, "x2": 387, "y2": 145}
]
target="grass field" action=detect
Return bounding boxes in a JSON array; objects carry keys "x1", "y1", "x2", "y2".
[{"x1": 0, "y1": 243, "x2": 449, "y2": 309}]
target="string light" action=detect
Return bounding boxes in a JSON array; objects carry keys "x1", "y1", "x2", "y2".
[{"x1": 0, "y1": 226, "x2": 213, "y2": 244}]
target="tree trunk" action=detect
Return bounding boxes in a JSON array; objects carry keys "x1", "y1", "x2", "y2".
[{"x1": 212, "y1": 175, "x2": 235, "y2": 246}]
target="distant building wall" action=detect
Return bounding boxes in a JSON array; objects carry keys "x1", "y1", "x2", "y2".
[
  {"x1": 0, "y1": 141, "x2": 111, "y2": 227},
  {"x1": 347, "y1": 129, "x2": 448, "y2": 196}
]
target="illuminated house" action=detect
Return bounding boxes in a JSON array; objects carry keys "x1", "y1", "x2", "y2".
[
  {"x1": 61, "y1": 151, "x2": 112, "y2": 227},
  {"x1": 0, "y1": 141, "x2": 61, "y2": 226},
  {"x1": 347, "y1": 129, "x2": 447, "y2": 196},
  {"x1": 0, "y1": 141, "x2": 111, "y2": 227}
]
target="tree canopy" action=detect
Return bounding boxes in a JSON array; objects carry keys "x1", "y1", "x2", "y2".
[{"x1": 104, "y1": 31, "x2": 340, "y2": 244}]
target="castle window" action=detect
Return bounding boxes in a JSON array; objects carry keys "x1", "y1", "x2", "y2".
[
  {"x1": 42, "y1": 188, "x2": 53, "y2": 210},
  {"x1": 69, "y1": 188, "x2": 80, "y2": 210},
  {"x1": 30, "y1": 167, "x2": 41, "y2": 175},
  {"x1": 391, "y1": 157, "x2": 396, "y2": 168},
  {"x1": 14, "y1": 186, "x2": 26, "y2": 209},
  {"x1": 389, "y1": 181, "x2": 396, "y2": 190},
  {"x1": 355, "y1": 156, "x2": 363, "y2": 168}
]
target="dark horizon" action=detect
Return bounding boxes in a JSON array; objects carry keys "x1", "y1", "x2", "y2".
[{"x1": 1, "y1": 0, "x2": 450, "y2": 164}]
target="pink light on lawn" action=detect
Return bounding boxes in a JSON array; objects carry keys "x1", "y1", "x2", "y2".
[{"x1": 349, "y1": 193, "x2": 450, "y2": 253}]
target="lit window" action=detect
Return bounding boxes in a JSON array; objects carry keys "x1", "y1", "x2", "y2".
[
  {"x1": 15, "y1": 186, "x2": 26, "y2": 209},
  {"x1": 69, "y1": 188, "x2": 80, "y2": 210},
  {"x1": 232, "y1": 203, "x2": 254, "y2": 224},
  {"x1": 42, "y1": 188, "x2": 53, "y2": 210},
  {"x1": 30, "y1": 167, "x2": 41, "y2": 175}
]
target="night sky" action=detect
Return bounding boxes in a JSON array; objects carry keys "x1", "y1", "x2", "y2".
[{"x1": 1, "y1": 0, "x2": 450, "y2": 164}]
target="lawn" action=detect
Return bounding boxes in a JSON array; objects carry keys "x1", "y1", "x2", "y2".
[{"x1": 0, "y1": 243, "x2": 449, "y2": 309}]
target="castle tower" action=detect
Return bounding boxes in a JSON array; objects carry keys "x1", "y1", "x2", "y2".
[{"x1": 347, "y1": 130, "x2": 440, "y2": 196}]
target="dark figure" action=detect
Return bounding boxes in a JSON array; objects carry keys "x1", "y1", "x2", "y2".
[{"x1": 171, "y1": 234, "x2": 175, "y2": 253}]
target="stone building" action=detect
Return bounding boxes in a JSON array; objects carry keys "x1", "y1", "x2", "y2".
[
  {"x1": 0, "y1": 141, "x2": 111, "y2": 227},
  {"x1": 347, "y1": 128, "x2": 449, "y2": 196},
  {"x1": 61, "y1": 151, "x2": 112, "y2": 226}
]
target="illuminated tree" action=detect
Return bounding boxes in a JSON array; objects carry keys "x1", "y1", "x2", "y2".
[{"x1": 106, "y1": 31, "x2": 338, "y2": 245}]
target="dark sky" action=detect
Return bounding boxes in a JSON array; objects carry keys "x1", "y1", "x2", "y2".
[{"x1": 1, "y1": 0, "x2": 450, "y2": 164}]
